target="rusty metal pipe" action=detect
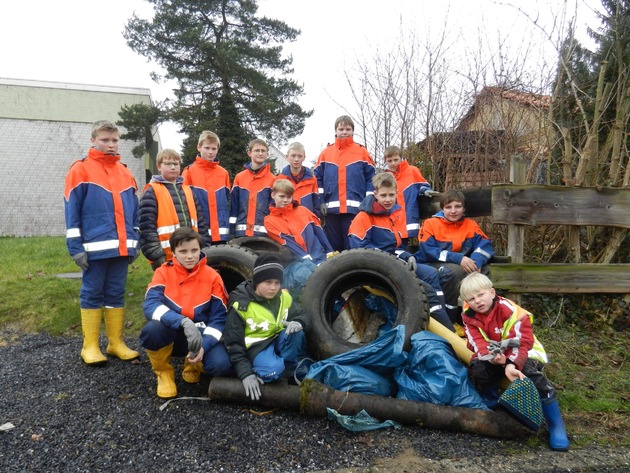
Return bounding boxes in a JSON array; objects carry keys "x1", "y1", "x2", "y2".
[{"x1": 208, "y1": 377, "x2": 529, "y2": 439}]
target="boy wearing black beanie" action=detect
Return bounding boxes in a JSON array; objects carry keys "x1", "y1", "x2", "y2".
[{"x1": 223, "y1": 254, "x2": 311, "y2": 400}]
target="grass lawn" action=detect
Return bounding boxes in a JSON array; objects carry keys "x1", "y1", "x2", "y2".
[{"x1": 0, "y1": 236, "x2": 628, "y2": 447}]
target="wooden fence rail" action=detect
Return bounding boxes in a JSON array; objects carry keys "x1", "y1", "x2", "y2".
[{"x1": 418, "y1": 184, "x2": 630, "y2": 295}]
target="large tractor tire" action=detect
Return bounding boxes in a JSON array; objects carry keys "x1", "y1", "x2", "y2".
[
  {"x1": 229, "y1": 236, "x2": 294, "y2": 265},
  {"x1": 203, "y1": 244, "x2": 257, "y2": 293},
  {"x1": 302, "y1": 248, "x2": 429, "y2": 360}
]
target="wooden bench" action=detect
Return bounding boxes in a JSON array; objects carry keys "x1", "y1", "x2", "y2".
[{"x1": 418, "y1": 184, "x2": 630, "y2": 295}]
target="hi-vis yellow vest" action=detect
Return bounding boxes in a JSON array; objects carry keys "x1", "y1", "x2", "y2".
[
  {"x1": 233, "y1": 290, "x2": 292, "y2": 348},
  {"x1": 476, "y1": 301, "x2": 548, "y2": 364},
  {"x1": 149, "y1": 182, "x2": 198, "y2": 261}
]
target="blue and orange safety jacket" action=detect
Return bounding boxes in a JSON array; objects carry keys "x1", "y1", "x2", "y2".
[
  {"x1": 64, "y1": 147, "x2": 139, "y2": 260},
  {"x1": 230, "y1": 163, "x2": 276, "y2": 237},
  {"x1": 277, "y1": 165, "x2": 321, "y2": 217},
  {"x1": 419, "y1": 211, "x2": 494, "y2": 268},
  {"x1": 385, "y1": 160, "x2": 431, "y2": 239},
  {"x1": 182, "y1": 157, "x2": 231, "y2": 243},
  {"x1": 314, "y1": 136, "x2": 375, "y2": 215},
  {"x1": 264, "y1": 202, "x2": 333, "y2": 265},
  {"x1": 348, "y1": 195, "x2": 408, "y2": 258},
  {"x1": 143, "y1": 253, "x2": 228, "y2": 353}
]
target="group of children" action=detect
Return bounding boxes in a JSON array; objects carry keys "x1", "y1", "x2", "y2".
[{"x1": 63, "y1": 118, "x2": 568, "y2": 451}]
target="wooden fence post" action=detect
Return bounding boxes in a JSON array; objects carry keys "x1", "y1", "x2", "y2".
[{"x1": 507, "y1": 157, "x2": 527, "y2": 304}]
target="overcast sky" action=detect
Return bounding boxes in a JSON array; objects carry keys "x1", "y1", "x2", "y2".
[{"x1": 1, "y1": 0, "x2": 600, "y2": 165}]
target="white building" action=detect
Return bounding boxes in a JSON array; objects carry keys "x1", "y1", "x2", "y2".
[{"x1": 0, "y1": 78, "x2": 160, "y2": 237}]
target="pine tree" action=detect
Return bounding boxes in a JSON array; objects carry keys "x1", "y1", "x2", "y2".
[{"x1": 124, "y1": 0, "x2": 312, "y2": 174}]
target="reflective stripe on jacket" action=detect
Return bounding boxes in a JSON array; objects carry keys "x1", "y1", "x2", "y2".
[{"x1": 149, "y1": 182, "x2": 198, "y2": 261}]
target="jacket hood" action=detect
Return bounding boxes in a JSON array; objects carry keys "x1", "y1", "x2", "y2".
[
  {"x1": 87, "y1": 146, "x2": 120, "y2": 164},
  {"x1": 269, "y1": 201, "x2": 299, "y2": 216},
  {"x1": 149, "y1": 175, "x2": 184, "y2": 185},
  {"x1": 334, "y1": 135, "x2": 356, "y2": 149},
  {"x1": 193, "y1": 156, "x2": 222, "y2": 168}
]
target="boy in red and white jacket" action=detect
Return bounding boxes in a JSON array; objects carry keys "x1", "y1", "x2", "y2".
[{"x1": 460, "y1": 272, "x2": 569, "y2": 451}]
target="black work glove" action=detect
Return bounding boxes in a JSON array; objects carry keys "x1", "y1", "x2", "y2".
[
  {"x1": 151, "y1": 256, "x2": 166, "y2": 270},
  {"x1": 180, "y1": 317, "x2": 202, "y2": 356},
  {"x1": 319, "y1": 203, "x2": 328, "y2": 217},
  {"x1": 72, "y1": 252, "x2": 89, "y2": 271}
]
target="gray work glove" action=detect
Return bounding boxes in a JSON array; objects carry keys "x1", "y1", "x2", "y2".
[
  {"x1": 407, "y1": 256, "x2": 417, "y2": 272},
  {"x1": 180, "y1": 317, "x2": 202, "y2": 356},
  {"x1": 72, "y1": 252, "x2": 89, "y2": 271},
  {"x1": 285, "y1": 321, "x2": 303, "y2": 335},
  {"x1": 319, "y1": 203, "x2": 328, "y2": 217},
  {"x1": 424, "y1": 190, "x2": 440, "y2": 198},
  {"x1": 242, "y1": 374, "x2": 264, "y2": 401}
]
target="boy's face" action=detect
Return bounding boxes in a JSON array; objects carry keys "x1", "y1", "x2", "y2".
[
  {"x1": 385, "y1": 154, "x2": 402, "y2": 172},
  {"x1": 197, "y1": 141, "x2": 219, "y2": 161},
  {"x1": 248, "y1": 145, "x2": 268, "y2": 169},
  {"x1": 158, "y1": 159, "x2": 181, "y2": 183},
  {"x1": 91, "y1": 131, "x2": 120, "y2": 156},
  {"x1": 272, "y1": 190, "x2": 293, "y2": 209},
  {"x1": 335, "y1": 123, "x2": 353, "y2": 139},
  {"x1": 255, "y1": 279, "x2": 281, "y2": 300},
  {"x1": 374, "y1": 185, "x2": 397, "y2": 210},
  {"x1": 442, "y1": 200, "x2": 465, "y2": 222},
  {"x1": 287, "y1": 149, "x2": 305, "y2": 171},
  {"x1": 464, "y1": 287, "x2": 496, "y2": 315},
  {"x1": 173, "y1": 239, "x2": 201, "y2": 270}
]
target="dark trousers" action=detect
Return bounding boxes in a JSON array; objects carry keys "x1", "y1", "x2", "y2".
[
  {"x1": 324, "y1": 213, "x2": 355, "y2": 252},
  {"x1": 468, "y1": 358, "x2": 556, "y2": 399}
]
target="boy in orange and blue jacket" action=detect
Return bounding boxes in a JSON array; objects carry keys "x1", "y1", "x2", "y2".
[
  {"x1": 383, "y1": 145, "x2": 438, "y2": 247},
  {"x1": 230, "y1": 138, "x2": 276, "y2": 237},
  {"x1": 182, "y1": 131, "x2": 231, "y2": 244},
  {"x1": 419, "y1": 189, "x2": 494, "y2": 325},
  {"x1": 348, "y1": 173, "x2": 454, "y2": 331},
  {"x1": 314, "y1": 115, "x2": 375, "y2": 251},
  {"x1": 140, "y1": 227, "x2": 233, "y2": 399},
  {"x1": 64, "y1": 120, "x2": 140, "y2": 366},
  {"x1": 277, "y1": 142, "x2": 321, "y2": 218}
]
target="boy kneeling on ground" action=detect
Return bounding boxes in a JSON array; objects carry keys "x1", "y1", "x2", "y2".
[
  {"x1": 460, "y1": 272, "x2": 570, "y2": 451},
  {"x1": 223, "y1": 254, "x2": 311, "y2": 401},
  {"x1": 140, "y1": 227, "x2": 233, "y2": 399}
]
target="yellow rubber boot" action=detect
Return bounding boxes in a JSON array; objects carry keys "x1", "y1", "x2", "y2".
[
  {"x1": 80, "y1": 308, "x2": 107, "y2": 365},
  {"x1": 146, "y1": 344, "x2": 177, "y2": 399},
  {"x1": 182, "y1": 358, "x2": 203, "y2": 384},
  {"x1": 104, "y1": 307, "x2": 140, "y2": 360}
]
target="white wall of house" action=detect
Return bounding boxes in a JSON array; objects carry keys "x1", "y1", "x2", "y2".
[{"x1": 0, "y1": 78, "x2": 157, "y2": 237}]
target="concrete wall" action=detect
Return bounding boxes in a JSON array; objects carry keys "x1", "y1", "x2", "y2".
[{"x1": 0, "y1": 78, "x2": 156, "y2": 237}]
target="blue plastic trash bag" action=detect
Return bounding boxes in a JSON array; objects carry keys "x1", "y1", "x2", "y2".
[
  {"x1": 283, "y1": 259, "x2": 317, "y2": 289},
  {"x1": 363, "y1": 294, "x2": 398, "y2": 333},
  {"x1": 305, "y1": 363, "x2": 393, "y2": 396},
  {"x1": 326, "y1": 408, "x2": 401, "y2": 432},
  {"x1": 306, "y1": 326, "x2": 408, "y2": 377},
  {"x1": 394, "y1": 331, "x2": 488, "y2": 409}
]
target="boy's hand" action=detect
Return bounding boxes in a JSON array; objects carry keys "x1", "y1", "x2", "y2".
[
  {"x1": 180, "y1": 318, "x2": 202, "y2": 356},
  {"x1": 72, "y1": 252, "x2": 89, "y2": 271},
  {"x1": 460, "y1": 256, "x2": 479, "y2": 274},
  {"x1": 242, "y1": 374, "x2": 264, "y2": 400},
  {"x1": 187, "y1": 347, "x2": 204, "y2": 363},
  {"x1": 285, "y1": 321, "x2": 303, "y2": 334},
  {"x1": 505, "y1": 363, "x2": 526, "y2": 382}
]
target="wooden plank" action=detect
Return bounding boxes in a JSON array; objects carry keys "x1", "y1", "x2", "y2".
[
  {"x1": 491, "y1": 185, "x2": 630, "y2": 228},
  {"x1": 490, "y1": 263, "x2": 630, "y2": 293}
]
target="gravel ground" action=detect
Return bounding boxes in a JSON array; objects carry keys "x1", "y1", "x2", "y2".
[{"x1": 1, "y1": 331, "x2": 629, "y2": 472}]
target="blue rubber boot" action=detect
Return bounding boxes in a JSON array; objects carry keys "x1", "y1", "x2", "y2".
[{"x1": 541, "y1": 396, "x2": 570, "y2": 451}]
